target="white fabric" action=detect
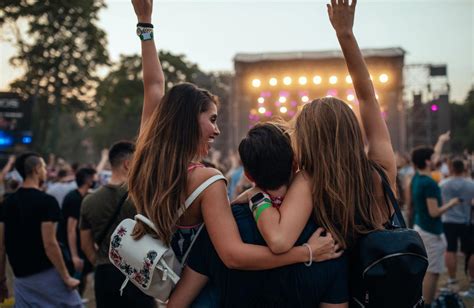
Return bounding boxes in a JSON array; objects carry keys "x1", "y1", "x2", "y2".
[
  {"x1": 414, "y1": 225, "x2": 446, "y2": 274},
  {"x1": 109, "y1": 174, "x2": 225, "y2": 301}
]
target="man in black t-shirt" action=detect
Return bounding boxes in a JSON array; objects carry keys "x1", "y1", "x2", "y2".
[
  {"x1": 57, "y1": 167, "x2": 96, "y2": 294},
  {"x1": 0, "y1": 152, "x2": 81, "y2": 306}
]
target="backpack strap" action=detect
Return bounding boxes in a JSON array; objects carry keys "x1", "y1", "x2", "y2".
[
  {"x1": 372, "y1": 163, "x2": 407, "y2": 228},
  {"x1": 96, "y1": 192, "x2": 129, "y2": 247},
  {"x1": 178, "y1": 174, "x2": 227, "y2": 217}
]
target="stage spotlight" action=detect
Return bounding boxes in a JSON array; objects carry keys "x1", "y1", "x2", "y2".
[
  {"x1": 313, "y1": 75, "x2": 322, "y2": 84},
  {"x1": 279, "y1": 96, "x2": 287, "y2": 103},
  {"x1": 345, "y1": 75, "x2": 352, "y2": 84},
  {"x1": 283, "y1": 76, "x2": 292, "y2": 85},
  {"x1": 298, "y1": 76, "x2": 307, "y2": 85},
  {"x1": 257, "y1": 97, "x2": 265, "y2": 104},
  {"x1": 347, "y1": 94, "x2": 355, "y2": 101},
  {"x1": 280, "y1": 106, "x2": 288, "y2": 113},
  {"x1": 252, "y1": 79, "x2": 261, "y2": 88},
  {"x1": 301, "y1": 95, "x2": 309, "y2": 103},
  {"x1": 329, "y1": 76, "x2": 338, "y2": 84},
  {"x1": 269, "y1": 77, "x2": 278, "y2": 86},
  {"x1": 379, "y1": 74, "x2": 389, "y2": 83},
  {"x1": 431, "y1": 104, "x2": 439, "y2": 112},
  {"x1": 258, "y1": 107, "x2": 266, "y2": 114}
]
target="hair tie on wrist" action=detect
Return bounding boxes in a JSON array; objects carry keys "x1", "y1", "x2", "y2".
[
  {"x1": 303, "y1": 243, "x2": 313, "y2": 267},
  {"x1": 137, "y1": 22, "x2": 153, "y2": 28}
]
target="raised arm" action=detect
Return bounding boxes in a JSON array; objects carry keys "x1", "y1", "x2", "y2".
[
  {"x1": 328, "y1": 0, "x2": 396, "y2": 183},
  {"x1": 132, "y1": 0, "x2": 165, "y2": 132},
  {"x1": 432, "y1": 131, "x2": 450, "y2": 165}
]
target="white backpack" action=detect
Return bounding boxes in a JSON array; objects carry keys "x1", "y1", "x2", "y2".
[{"x1": 108, "y1": 174, "x2": 226, "y2": 302}]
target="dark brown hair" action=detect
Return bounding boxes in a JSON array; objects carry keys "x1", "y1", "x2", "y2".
[{"x1": 128, "y1": 83, "x2": 218, "y2": 244}]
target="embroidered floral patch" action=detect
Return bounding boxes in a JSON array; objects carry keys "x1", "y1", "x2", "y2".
[{"x1": 109, "y1": 226, "x2": 158, "y2": 288}]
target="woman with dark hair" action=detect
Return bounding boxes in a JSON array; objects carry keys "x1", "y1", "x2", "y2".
[{"x1": 126, "y1": 0, "x2": 339, "y2": 302}]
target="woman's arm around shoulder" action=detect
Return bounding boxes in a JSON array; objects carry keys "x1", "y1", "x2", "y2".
[{"x1": 254, "y1": 171, "x2": 314, "y2": 254}]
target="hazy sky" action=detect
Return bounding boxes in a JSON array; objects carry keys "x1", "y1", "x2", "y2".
[{"x1": 1, "y1": 0, "x2": 472, "y2": 101}]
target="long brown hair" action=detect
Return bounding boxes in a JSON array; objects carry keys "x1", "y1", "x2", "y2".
[
  {"x1": 293, "y1": 97, "x2": 386, "y2": 248},
  {"x1": 128, "y1": 83, "x2": 218, "y2": 244}
]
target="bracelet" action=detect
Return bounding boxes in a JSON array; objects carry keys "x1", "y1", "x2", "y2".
[
  {"x1": 303, "y1": 243, "x2": 313, "y2": 267},
  {"x1": 137, "y1": 22, "x2": 153, "y2": 28},
  {"x1": 136, "y1": 26, "x2": 154, "y2": 41}
]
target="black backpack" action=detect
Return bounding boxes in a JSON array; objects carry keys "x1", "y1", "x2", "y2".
[
  {"x1": 350, "y1": 165, "x2": 429, "y2": 308},
  {"x1": 432, "y1": 289, "x2": 465, "y2": 308}
]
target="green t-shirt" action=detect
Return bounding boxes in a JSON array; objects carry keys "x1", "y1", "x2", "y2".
[
  {"x1": 80, "y1": 184, "x2": 136, "y2": 265},
  {"x1": 411, "y1": 172, "x2": 443, "y2": 235}
]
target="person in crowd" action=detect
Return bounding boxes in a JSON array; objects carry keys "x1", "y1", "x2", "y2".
[
  {"x1": 430, "y1": 132, "x2": 450, "y2": 183},
  {"x1": 168, "y1": 122, "x2": 347, "y2": 307},
  {"x1": 57, "y1": 167, "x2": 96, "y2": 296},
  {"x1": 226, "y1": 158, "x2": 243, "y2": 200},
  {"x1": 464, "y1": 196, "x2": 474, "y2": 299},
  {"x1": 0, "y1": 152, "x2": 81, "y2": 306},
  {"x1": 46, "y1": 168, "x2": 77, "y2": 208},
  {"x1": 410, "y1": 147, "x2": 461, "y2": 306},
  {"x1": 440, "y1": 159, "x2": 474, "y2": 293},
  {"x1": 80, "y1": 141, "x2": 157, "y2": 308},
  {"x1": 127, "y1": 0, "x2": 338, "y2": 302},
  {"x1": 0, "y1": 156, "x2": 16, "y2": 203}
]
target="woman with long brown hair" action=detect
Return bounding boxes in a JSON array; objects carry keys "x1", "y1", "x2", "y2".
[
  {"x1": 127, "y1": 0, "x2": 339, "y2": 298},
  {"x1": 245, "y1": 0, "x2": 397, "y2": 257}
]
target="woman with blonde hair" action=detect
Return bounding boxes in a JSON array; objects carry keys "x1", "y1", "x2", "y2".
[
  {"x1": 126, "y1": 0, "x2": 339, "y2": 304},
  {"x1": 242, "y1": 0, "x2": 397, "y2": 257}
]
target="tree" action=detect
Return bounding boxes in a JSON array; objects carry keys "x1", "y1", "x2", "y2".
[
  {"x1": 91, "y1": 51, "x2": 208, "y2": 149},
  {"x1": 451, "y1": 88, "x2": 474, "y2": 152},
  {"x1": 0, "y1": 0, "x2": 109, "y2": 153}
]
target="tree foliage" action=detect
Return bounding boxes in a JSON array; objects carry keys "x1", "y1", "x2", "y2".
[
  {"x1": 91, "y1": 51, "x2": 212, "y2": 149},
  {"x1": 0, "y1": 0, "x2": 109, "y2": 153},
  {"x1": 451, "y1": 88, "x2": 474, "y2": 152}
]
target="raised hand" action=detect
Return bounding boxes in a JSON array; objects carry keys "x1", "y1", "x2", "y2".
[
  {"x1": 132, "y1": 0, "x2": 153, "y2": 23},
  {"x1": 437, "y1": 131, "x2": 450, "y2": 143},
  {"x1": 327, "y1": 0, "x2": 357, "y2": 36}
]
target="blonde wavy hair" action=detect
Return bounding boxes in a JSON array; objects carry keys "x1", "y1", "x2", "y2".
[{"x1": 293, "y1": 97, "x2": 388, "y2": 248}]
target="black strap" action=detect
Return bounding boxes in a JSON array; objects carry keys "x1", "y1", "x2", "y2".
[
  {"x1": 96, "y1": 192, "x2": 129, "y2": 246},
  {"x1": 372, "y1": 163, "x2": 407, "y2": 228}
]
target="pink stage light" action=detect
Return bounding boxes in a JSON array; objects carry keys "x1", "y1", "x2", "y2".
[{"x1": 431, "y1": 104, "x2": 439, "y2": 112}]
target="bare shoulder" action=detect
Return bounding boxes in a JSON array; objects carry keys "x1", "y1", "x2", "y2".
[
  {"x1": 292, "y1": 170, "x2": 312, "y2": 185},
  {"x1": 187, "y1": 167, "x2": 226, "y2": 195},
  {"x1": 286, "y1": 170, "x2": 312, "y2": 195}
]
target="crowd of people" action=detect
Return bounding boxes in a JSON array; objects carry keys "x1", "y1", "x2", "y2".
[{"x1": 0, "y1": 0, "x2": 473, "y2": 307}]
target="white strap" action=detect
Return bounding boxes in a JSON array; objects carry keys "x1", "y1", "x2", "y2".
[
  {"x1": 158, "y1": 259, "x2": 180, "y2": 284},
  {"x1": 179, "y1": 174, "x2": 226, "y2": 216},
  {"x1": 181, "y1": 223, "x2": 205, "y2": 265},
  {"x1": 135, "y1": 214, "x2": 159, "y2": 234},
  {"x1": 119, "y1": 277, "x2": 130, "y2": 296},
  {"x1": 135, "y1": 174, "x2": 225, "y2": 234}
]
